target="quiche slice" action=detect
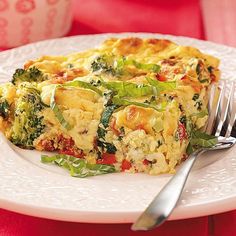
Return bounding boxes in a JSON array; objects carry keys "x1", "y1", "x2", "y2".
[{"x1": 0, "y1": 38, "x2": 220, "y2": 176}]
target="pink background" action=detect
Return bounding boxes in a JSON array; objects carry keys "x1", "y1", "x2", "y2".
[{"x1": 0, "y1": 0, "x2": 72, "y2": 48}]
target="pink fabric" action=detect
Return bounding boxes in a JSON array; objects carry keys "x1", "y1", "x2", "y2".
[
  {"x1": 68, "y1": 0, "x2": 204, "y2": 39},
  {"x1": 1, "y1": 208, "x2": 236, "y2": 236},
  {"x1": 0, "y1": 0, "x2": 236, "y2": 235}
]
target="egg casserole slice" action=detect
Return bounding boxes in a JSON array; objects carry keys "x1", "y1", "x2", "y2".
[{"x1": 0, "y1": 38, "x2": 219, "y2": 176}]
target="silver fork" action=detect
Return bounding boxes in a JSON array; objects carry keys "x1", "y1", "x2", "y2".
[{"x1": 132, "y1": 80, "x2": 236, "y2": 231}]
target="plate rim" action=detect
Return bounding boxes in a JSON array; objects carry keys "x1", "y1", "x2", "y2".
[{"x1": 1, "y1": 191, "x2": 236, "y2": 223}]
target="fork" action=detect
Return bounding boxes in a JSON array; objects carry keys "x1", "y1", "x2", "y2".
[{"x1": 132, "y1": 80, "x2": 236, "y2": 231}]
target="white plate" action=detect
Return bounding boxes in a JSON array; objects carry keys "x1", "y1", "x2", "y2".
[{"x1": 0, "y1": 33, "x2": 236, "y2": 223}]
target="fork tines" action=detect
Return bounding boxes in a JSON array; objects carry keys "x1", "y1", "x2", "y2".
[
  {"x1": 205, "y1": 80, "x2": 236, "y2": 137},
  {"x1": 225, "y1": 81, "x2": 236, "y2": 137}
]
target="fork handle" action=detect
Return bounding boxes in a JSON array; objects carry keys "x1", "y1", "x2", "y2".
[{"x1": 131, "y1": 149, "x2": 205, "y2": 231}]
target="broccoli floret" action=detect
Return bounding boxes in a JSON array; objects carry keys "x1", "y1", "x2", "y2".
[
  {"x1": 91, "y1": 54, "x2": 160, "y2": 76},
  {"x1": 91, "y1": 54, "x2": 116, "y2": 75},
  {"x1": 0, "y1": 98, "x2": 10, "y2": 119},
  {"x1": 12, "y1": 67, "x2": 46, "y2": 85},
  {"x1": 10, "y1": 83, "x2": 45, "y2": 148}
]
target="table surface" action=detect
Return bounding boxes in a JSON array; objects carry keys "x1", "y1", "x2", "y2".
[{"x1": 0, "y1": 0, "x2": 236, "y2": 235}]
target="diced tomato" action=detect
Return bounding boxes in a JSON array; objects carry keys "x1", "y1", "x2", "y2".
[
  {"x1": 180, "y1": 75, "x2": 188, "y2": 80},
  {"x1": 177, "y1": 123, "x2": 188, "y2": 141},
  {"x1": 210, "y1": 73, "x2": 216, "y2": 82},
  {"x1": 121, "y1": 159, "x2": 132, "y2": 171},
  {"x1": 110, "y1": 117, "x2": 121, "y2": 136},
  {"x1": 56, "y1": 71, "x2": 65, "y2": 77},
  {"x1": 97, "y1": 153, "x2": 117, "y2": 165},
  {"x1": 182, "y1": 154, "x2": 188, "y2": 161},
  {"x1": 40, "y1": 139, "x2": 55, "y2": 151},
  {"x1": 143, "y1": 159, "x2": 150, "y2": 165},
  {"x1": 58, "y1": 135, "x2": 75, "y2": 149},
  {"x1": 156, "y1": 73, "x2": 167, "y2": 81},
  {"x1": 59, "y1": 148, "x2": 85, "y2": 159}
]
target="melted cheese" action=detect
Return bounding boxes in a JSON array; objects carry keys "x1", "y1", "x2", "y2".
[{"x1": 114, "y1": 105, "x2": 162, "y2": 134}]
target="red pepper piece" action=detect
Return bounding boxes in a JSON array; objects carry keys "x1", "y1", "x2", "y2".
[
  {"x1": 121, "y1": 159, "x2": 132, "y2": 171},
  {"x1": 97, "y1": 153, "x2": 117, "y2": 165},
  {"x1": 177, "y1": 123, "x2": 188, "y2": 141}
]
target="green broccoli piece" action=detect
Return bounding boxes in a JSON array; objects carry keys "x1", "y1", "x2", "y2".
[
  {"x1": 0, "y1": 98, "x2": 10, "y2": 119},
  {"x1": 10, "y1": 83, "x2": 45, "y2": 148},
  {"x1": 91, "y1": 54, "x2": 160, "y2": 77},
  {"x1": 12, "y1": 67, "x2": 46, "y2": 85},
  {"x1": 91, "y1": 54, "x2": 116, "y2": 75}
]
